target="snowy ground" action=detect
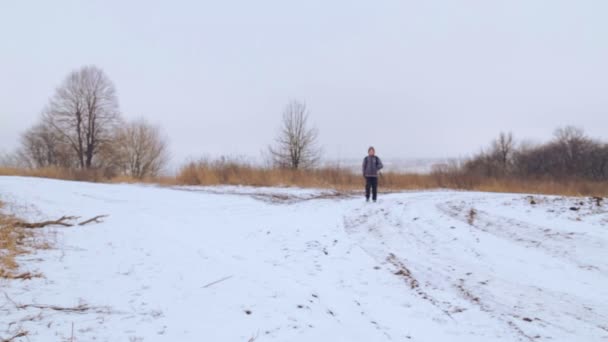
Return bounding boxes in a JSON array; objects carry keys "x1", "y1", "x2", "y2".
[{"x1": 0, "y1": 176, "x2": 607, "y2": 341}]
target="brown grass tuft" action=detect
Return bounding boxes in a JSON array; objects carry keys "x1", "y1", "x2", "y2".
[{"x1": 0, "y1": 201, "x2": 48, "y2": 280}]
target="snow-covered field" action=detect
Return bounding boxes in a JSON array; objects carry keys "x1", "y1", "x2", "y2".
[{"x1": 1, "y1": 176, "x2": 607, "y2": 341}]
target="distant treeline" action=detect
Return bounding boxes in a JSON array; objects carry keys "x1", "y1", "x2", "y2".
[
  {"x1": 2, "y1": 64, "x2": 607, "y2": 197},
  {"x1": 433, "y1": 127, "x2": 608, "y2": 185}
]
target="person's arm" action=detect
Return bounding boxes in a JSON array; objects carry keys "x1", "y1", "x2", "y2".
[
  {"x1": 362, "y1": 157, "x2": 367, "y2": 176},
  {"x1": 376, "y1": 157, "x2": 384, "y2": 170}
]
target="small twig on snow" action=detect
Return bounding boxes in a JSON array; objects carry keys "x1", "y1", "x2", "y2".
[
  {"x1": 9, "y1": 214, "x2": 108, "y2": 228},
  {"x1": 4, "y1": 293, "x2": 109, "y2": 314},
  {"x1": 78, "y1": 215, "x2": 108, "y2": 226},
  {"x1": 2, "y1": 272, "x2": 42, "y2": 280},
  {"x1": 13, "y1": 216, "x2": 79, "y2": 228},
  {"x1": 1, "y1": 330, "x2": 28, "y2": 342},
  {"x1": 17, "y1": 302, "x2": 91, "y2": 312},
  {"x1": 248, "y1": 330, "x2": 259, "y2": 342},
  {"x1": 202, "y1": 275, "x2": 233, "y2": 288}
]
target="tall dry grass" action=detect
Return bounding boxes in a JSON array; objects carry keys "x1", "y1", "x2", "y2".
[
  {"x1": 470, "y1": 177, "x2": 608, "y2": 197},
  {"x1": 175, "y1": 159, "x2": 608, "y2": 196},
  {"x1": 0, "y1": 202, "x2": 21, "y2": 276},
  {"x1": 0, "y1": 201, "x2": 47, "y2": 279},
  {"x1": 1, "y1": 162, "x2": 607, "y2": 197},
  {"x1": 175, "y1": 160, "x2": 442, "y2": 191},
  {"x1": 0, "y1": 166, "x2": 108, "y2": 182}
]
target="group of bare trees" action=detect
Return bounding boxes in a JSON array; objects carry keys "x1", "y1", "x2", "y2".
[
  {"x1": 12, "y1": 66, "x2": 321, "y2": 178},
  {"x1": 14, "y1": 66, "x2": 321, "y2": 179},
  {"x1": 16, "y1": 65, "x2": 169, "y2": 179},
  {"x1": 463, "y1": 127, "x2": 608, "y2": 181}
]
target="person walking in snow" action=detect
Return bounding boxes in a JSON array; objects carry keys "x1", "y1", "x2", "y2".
[{"x1": 362, "y1": 146, "x2": 383, "y2": 202}]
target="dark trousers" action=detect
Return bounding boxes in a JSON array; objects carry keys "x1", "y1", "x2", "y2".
[{"x1": 365, "y1": 176, "x2": 378, "y2": 201}]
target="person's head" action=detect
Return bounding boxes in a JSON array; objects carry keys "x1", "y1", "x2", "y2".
[{"x1": 368, "y1": 146, "x2": 375, "y2": 156}]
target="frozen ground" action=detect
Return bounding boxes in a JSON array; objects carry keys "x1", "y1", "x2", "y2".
[{"x1": 0, "y1": 176, "x2": 607, "y2": 341}]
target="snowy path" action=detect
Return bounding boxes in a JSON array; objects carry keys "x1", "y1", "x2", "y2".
[{"x1": 0, "y1": 177, "x2": 606, "y2": 341}]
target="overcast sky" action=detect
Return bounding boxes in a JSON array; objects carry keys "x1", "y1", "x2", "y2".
[{"x1": 1, "y1": 0, "x2": 607, "y2": 164}]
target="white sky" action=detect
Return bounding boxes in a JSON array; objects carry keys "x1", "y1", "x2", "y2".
[{"x1": 1, "y1": 0, "x2": 607, "y2": 164}]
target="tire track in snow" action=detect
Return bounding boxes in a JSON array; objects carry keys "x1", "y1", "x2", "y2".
[
  {"x1": 437, "y1": 199, "x2": 608, "y2": 276},
  {"x1": 342, "y1": 193, "x2": 608, "y2": 341},
  {"x1": 343, "y1": 196, "x2": 472, "y2": 320},
  {"x1": 436, "y1": 195, "x2": 608, "y2": 340}
]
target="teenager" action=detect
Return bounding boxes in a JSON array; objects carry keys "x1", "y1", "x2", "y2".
[{"x1": 362, "y1": 147, "x2": 383, "y2": 202}]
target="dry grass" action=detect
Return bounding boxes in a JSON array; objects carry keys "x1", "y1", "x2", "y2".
[
  {"x1": 174, "y1": 161, "x2": 608, "y2": 196},
  {"x1": 1, "y1": 163, "x2": 607, "y2": 197},
  {"x1": 468, "y1": 178, "x2": 608, "y2": 197},
  {"x1": 0, "y1": 201, "x2": 48, "y2": 280},
  {"x1": 175, "y1": 160, "x2": 441, "y2": 191},
  {"x1": 0, "y1": 166, "x2": 108, "y2": 182},
  {"x1": 0, "y1": 166, "x2": 174, "y2": 186},
  {"x1": 0, "y1": 201, "x2": 29, "y2": 278}
]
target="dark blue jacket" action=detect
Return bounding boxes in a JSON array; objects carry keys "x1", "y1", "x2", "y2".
[{"x1": 362, "y1": 156, "x2": 383, "y2": 177}]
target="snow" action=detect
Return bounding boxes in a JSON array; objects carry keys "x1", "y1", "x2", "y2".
[{"x1": 1, "y1": 176, "x2": 607, "y2": 341}]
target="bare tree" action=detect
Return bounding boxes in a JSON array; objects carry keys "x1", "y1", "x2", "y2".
[
  {"x1": 17, "y1": 122, "x2": 71, "y2": 168},
  {"x1": 588, "y1": 143, "x2": 608, "y2": 181},
  {"x1": 490, "y1": 132, "x2": 514, "y2": 174},
  {"x1": 0, "y1": 151, "x2": 21, "y2": 168},
  {"x1": 112, "y1": 118, "x2": 169, "y2": 179},
  {"x1": 268, "y1": 100, "x2": 321, "y2": 169},
  {"x1": 553, "y1": 126, "x2": 595, "y2": 177},
  {"x1": 44, "y1": 65, "x2": 120, "y2": 169}
]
